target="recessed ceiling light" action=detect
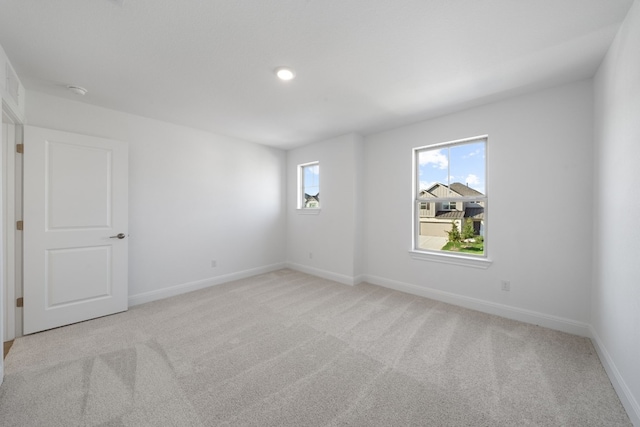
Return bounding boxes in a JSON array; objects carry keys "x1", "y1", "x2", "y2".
[
  {"x1": 66, "y1": 85, "x2": 88, "y2": 96},
  {"x1": 275, "y1": 67, "x2": 295, "y2": 81}
]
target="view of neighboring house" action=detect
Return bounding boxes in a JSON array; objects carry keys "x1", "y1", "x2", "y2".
[
  {"x1": 304, "y1": 193, "x2": 320, "y2": 208},
  {"x1": 419, "y1": 182, "x2": 484, "y2": 238}
]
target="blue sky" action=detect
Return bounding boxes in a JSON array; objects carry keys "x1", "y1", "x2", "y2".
[
  {"x1": 303, "y1": 164, "x2": 319, "y2": 196},
  {"x1": 418, "y1": 141, "x2": 486, "y2": 195}
]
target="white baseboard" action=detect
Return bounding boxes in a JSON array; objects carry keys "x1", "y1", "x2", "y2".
[
  {"x1": 363, "y1": 274, "x2": 590, "y2": 337},
  {"x1": 285, "y1": 262, "x2": 362, "y2": 286},
  {"x1": 128, "y1": 262, "x2": 286, "y2": 306},
  {"x1": 589, "y1": 326, "x2": 640, "y2": 426}
]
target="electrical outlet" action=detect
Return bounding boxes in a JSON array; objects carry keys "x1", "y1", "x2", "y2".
[
  {"x1": 211, "y1": 260, "x2": 217, "y2": 268},
  {"x1": 501, "y1": 280, "x2": 510, "y2": 291}
]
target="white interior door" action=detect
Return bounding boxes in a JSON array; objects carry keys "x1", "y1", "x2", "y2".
[{"x1": 23, "y1": 126, "x2": 128, "y2": 335}]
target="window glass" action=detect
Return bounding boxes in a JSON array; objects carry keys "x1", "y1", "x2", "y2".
[
  {"x1": 299, "y1": 162, "x2": 320, "y2": 209},
  {"x1": 415, "y1": 138, "x2": 487, "y2": 256}
]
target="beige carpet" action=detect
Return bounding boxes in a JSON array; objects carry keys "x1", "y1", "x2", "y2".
[{"x1": 0, "y1": 269, "x2": 631, "y2": 426}]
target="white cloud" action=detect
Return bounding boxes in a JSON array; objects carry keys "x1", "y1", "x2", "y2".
[
  {"x1": 465, "y1": 174, "x2": 479, "y2": 186},
  {"x1": 419, "y1": 149, "x2": 447, "y2": 169},
  {"x1": 463, "y1": 148, "x2": 483, "y2": 159}
]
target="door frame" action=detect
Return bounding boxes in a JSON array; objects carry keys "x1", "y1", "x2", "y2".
[
  {"x1": 1, "y1": 98, "x2": 23, "y2": 386},
  {"x1": 2, "y1": 102, "x2": 23, "y2": 343}
]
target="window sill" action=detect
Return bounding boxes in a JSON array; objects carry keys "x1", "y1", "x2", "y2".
[
  {"x1": 297, "y1": 208, "x2": 321, "y2": 215},
  {"x1": 409, "y1": 250, "x2": 492, "y2": 269}
]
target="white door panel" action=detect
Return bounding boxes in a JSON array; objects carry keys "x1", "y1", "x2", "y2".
[
  {"x1": 47, "y1": 142, "x2": 112, "y2": 229},
  {"x1": 23, "y1": 126, "x2": 128, "y2": 334},
  {"x1": 47, "y1": 246, "x2": 111, "y2": 306}
]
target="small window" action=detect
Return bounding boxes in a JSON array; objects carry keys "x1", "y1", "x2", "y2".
[
  {"x1": 298, "y1": 162, "x2": 320, "y2": 209},
  {"x1": 414, "y1": 136, "x2": 487, "y2": 257}
]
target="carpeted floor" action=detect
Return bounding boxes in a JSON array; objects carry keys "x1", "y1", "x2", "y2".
[{"x1": 0, "y1": 269, "x2": 631, "y2": 426}]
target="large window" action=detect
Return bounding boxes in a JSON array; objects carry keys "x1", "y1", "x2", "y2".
[
  {"x1": 414, "y1": 136, "x2": 487, "y2": 257},
  {"x1": 298, "y1": 161, "x2": 320, "y2": 209}
]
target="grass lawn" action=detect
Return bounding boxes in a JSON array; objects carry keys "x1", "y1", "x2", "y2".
[{"x1": 441, "y1": 240, "x2": 484, "y2": 255}]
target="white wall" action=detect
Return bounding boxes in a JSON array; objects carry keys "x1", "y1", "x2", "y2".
[
  {"x1": 25, "y1": 91, "x2": 287, "y2": 303},
  {"x1": 363, "y1": 80, "x2": 594, "y2": 334},
  {"x1": 0, "y1": 104, "x2": 4, "y2": 384},
  {"x1": 286, "y1": 133, "x2": 364, "y2": 285},
  {"x1": 593, "y1": 0, "x2": 640, "y2": 424},
  {"x1": 0, "y1": 44, "x2": 26, "y2": 123}
]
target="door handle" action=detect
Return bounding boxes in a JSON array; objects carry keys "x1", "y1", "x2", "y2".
[{"x1": 109, "y1": 233, "x2": 126, "y2": 239}]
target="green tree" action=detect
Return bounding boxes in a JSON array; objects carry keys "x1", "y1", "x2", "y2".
[
  {"x1": 446, "y1": 221, "x2": 461, "y2": 244},
  {"x1": 462, "y1": 219, "x2": 475, "y2": 240}
]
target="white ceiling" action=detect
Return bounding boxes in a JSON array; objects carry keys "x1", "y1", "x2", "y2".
[{"x1": 0, "y1": 0, "x2": 634, "y2": 149}]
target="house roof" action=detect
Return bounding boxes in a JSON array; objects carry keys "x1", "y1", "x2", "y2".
[
  {"x1": 465, "y1": 207, "x2": 485, "y2": 220},
  {"x1": 434, "y1": 211, "x2": 465, "y2": 220},
  {"x1": 450, "y1": 183, "x2": 485, "y2": 198},
  {"x1": 433, "y1": 207, "x2": 484, "y2": 221},
  {"x1": 422, "y1": 182, "x2": 484, "y2": 198},
  {"x1": 422, "y1": 183, "x2": 441, "y2": 195}
]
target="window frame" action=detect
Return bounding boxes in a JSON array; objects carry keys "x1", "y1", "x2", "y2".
[
  {"x1": 410, "y1": 135, "x2": 491, "y2": 269},
  {"x1": 297, "y1": 161, "x2": 321, "y2": 212}
]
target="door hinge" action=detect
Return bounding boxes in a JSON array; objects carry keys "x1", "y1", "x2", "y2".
[
  {"x1": 16, "y1": 297, "x2": 23, "y2": 308},
  {"x1": 16, "y1": 143, "x2": 24, "y2": 153},
  {"x1": 16, "y1": 220, "x2": 23, "y2": 230}
]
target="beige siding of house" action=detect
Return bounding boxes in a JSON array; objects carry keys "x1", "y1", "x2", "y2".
[
  {"x1": 420, "y1": 221, "x2": 450, "y2": 237},
  {"x1": 419, "y1": 201, "x2": 436, "y2": 218},
  {"x1": 429, "y1": 185, "x2": 452, "y2": 198},
  {"x1": 419, "y1": 219, "x2": 461, "y2": 237}
]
